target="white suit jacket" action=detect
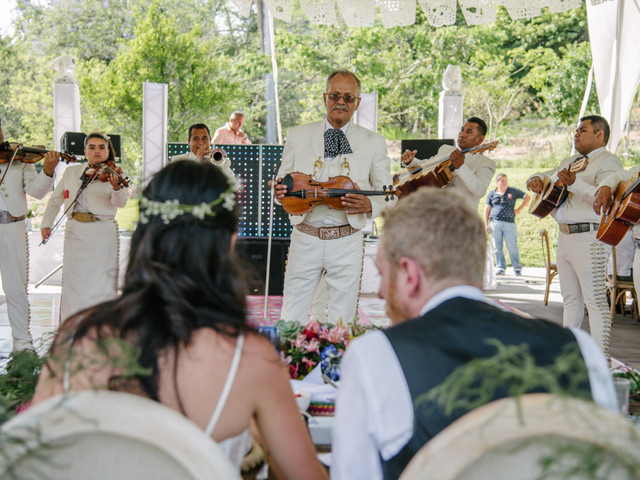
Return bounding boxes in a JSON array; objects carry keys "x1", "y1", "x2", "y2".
[
  {"x1": 41, "y1": 163, "x2": 129, "y2": 228},
  {"x1": 0, "y1": 162, "x2": 54, "y2": 216},
  {"x1": 277, "y1": 120, "x2": 393, "y2": 229}
]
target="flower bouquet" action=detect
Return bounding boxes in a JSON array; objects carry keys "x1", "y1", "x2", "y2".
[
  {"x1": 277, "y1": 319, "x2": 377, "y2": 416},
  {"x1": 275, "y1": 319, "x2": 375, "y2": 381}
]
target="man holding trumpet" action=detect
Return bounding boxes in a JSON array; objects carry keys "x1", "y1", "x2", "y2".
[{"x1": 171, "y1": 123, "x2": 234, "y2": 178}]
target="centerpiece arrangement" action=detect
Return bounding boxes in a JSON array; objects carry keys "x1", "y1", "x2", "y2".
[
  {"x1": 275, "y1": 319, "x2": 376, "y2": 381},
  {"x1": 275, "y1": 319, "x2": 378, "y2": 416}
]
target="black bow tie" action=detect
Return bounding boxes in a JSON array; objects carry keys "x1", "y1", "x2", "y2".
[{"x1": 324, "y1": 129, "x2": 352, "y2": 158}]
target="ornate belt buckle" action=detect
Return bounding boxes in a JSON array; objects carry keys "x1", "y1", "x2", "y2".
[{"x1": 319, "y1": 227, "x2": 339, "y2": 240}]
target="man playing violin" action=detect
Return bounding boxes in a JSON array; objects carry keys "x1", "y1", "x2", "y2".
[
  {"x1": 272, "y1": 69, "x2": 393, "y2": 325},
  {"x1": 0, "y1": 120, "x2": 60, "y2": 351},
  {"x1": 526, "y1": 115, "x2": 622, "y2": 356},
  {"x1": 172, "y1": 123, "x2": 234, "y2": 178},
  {"x1": 400, "y1": 117, "x2": 495, "y2": 210},
  {"x1": 41, "y1": 133, "x2": 129, "y2": 322}
]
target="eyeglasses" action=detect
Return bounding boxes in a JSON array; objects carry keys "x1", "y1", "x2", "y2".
[{"x1": 326, "y1": 92, "x2": 359, "y2": 104}]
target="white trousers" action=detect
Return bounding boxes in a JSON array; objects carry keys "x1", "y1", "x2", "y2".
[
  {"x1": 61, "y1": 219, "x2": 119, "y2": 322},
  {"x1": 281, "y1": 228, "x2": 364, "y2": 324},
  {"x1": 633, "y1": 248, "x2": 640, "y2": 302},
  {"x1": 0, "y1": 221, "x2": 32, "y2": 350},
  {"x1": 557, "y1": 230, "x2": 611, "y2": 355}
]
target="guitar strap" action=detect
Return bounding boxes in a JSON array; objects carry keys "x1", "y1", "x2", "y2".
[{"x1": 569, "y1": 155, "x2": 588, "y2": 172}]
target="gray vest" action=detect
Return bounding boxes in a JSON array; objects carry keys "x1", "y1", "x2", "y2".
[{"x1": 381, "y1": 297, "x2": 592, "y2": 480}]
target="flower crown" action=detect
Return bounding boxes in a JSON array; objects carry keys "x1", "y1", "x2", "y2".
[{"x1": 139, "y1": 176, "x2": 240, "y2": 225}]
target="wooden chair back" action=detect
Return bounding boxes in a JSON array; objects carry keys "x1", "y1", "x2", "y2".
[
  {"x1": 539, "y1": 229, "x2": 558, "y2": 306},
  {"x1": 606, "y1": 246, "x2": 638, "y2": 320}
]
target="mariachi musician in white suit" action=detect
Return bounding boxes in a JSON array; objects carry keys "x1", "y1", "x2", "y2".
[
  {"x1": 273, "y1": 69, "x2": 393, "y2": 325},
  {"x1": 527, "y1": 116, "x2": 622, "y2": 356},
  {"x1": 0, "y1": 121, "x2": 59, "y2": 351},
  {"x1": 400, "y1": 117, "x2": 495, "y2": 211},
  {"x1": 41, "y1": 133, "x2": 129, "y2": 322}
]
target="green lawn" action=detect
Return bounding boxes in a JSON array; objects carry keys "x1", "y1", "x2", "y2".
[
  {"x1": 481, "y1": 167, "x2": 558, "y2": 268},
  {"x1": 115, "y1": 198, "x2": 139, "y2": 232}
]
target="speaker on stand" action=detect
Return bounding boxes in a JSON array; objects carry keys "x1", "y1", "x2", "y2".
[
  {"x1": 236, "y1": 236, "x2": 289, "y2": 296},
  {"x1": 60, "y1": 132, "x2": 122, "y2": 160}
]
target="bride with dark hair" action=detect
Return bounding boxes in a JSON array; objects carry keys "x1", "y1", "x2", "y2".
[{"x1": 33, "y1": 161, "x2": 328, "y2": 479}]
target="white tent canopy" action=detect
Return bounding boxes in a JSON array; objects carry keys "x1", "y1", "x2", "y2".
[
  {"x1": 587, "y1": 0, "x2": 640, "y2": 151},
  {"x1": 240, "y1": 0, "x2": 639, "y2": 153},
  {"x1": 232, "y1": 0, "x2": 582, "y2": 28}
]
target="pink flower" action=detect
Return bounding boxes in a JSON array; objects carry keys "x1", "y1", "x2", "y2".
[
  {"x1": 302, "y1": 357, "x2": 317, "y2": 369},
  {"x1": 280, "y1": 351, "x2": 292, "y2": 365},
  {"x1": 303, "y1": 320, "x2": 321, "y2": 340},
  {"x1": 289, "y1": 363, "x2": 299, "y2": 379},
  {"x1": 306, "y1": 338, "x2": 320, "y2": 353},
  {"x1": 323, "y1": 324, "x2": 350, "y2": 344},
  {"x1": 293, "y1": 332, "x2": 309, "y2": 349},
  {"x1": 15, "y1": 402, "x2": 31, "y2": 414}
]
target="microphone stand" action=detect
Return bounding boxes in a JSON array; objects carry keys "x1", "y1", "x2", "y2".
[
  {"x1": 262, "y1": 168, "x2": 277, "y2": 321},
  {"x1": 40, "y1": 167, "x2": 98, "y2": 246}
]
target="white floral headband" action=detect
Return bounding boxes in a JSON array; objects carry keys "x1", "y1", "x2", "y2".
[{"x1": 139, "y1": 176, "x2": 240, "y2": 225}]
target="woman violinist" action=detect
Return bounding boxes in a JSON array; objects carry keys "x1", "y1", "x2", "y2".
[
  {"x1": 41, "y1": 132, "x2": 129, "y2": 322},
  {"x1": 0, "y1": 120, "x2": 60, "y2": 351}
]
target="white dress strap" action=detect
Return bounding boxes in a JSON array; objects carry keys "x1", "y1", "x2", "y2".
[{"x1": 204, "y1": 333, "x2": 245, "y2": 437}]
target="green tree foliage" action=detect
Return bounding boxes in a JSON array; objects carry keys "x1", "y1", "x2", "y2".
[{"x1": 1, "y1": 1, "x2": 595, "y2": 177}]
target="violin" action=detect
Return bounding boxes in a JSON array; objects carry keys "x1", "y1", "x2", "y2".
[
  {"x1": 0, "y1": 142, "x2": 77, "y2": 164},
  {"x1": 393, "y1": 141, "x2": 498, "y2": 196},
  {"x1": 280, "y1": 172, "x2": 395, "y2": 215},
  {"x1": 83, "y1": 160, "x2": 130, "y2": 188}
]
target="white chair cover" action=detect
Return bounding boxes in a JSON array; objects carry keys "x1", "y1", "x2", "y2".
[
  {"x1": 400, "y1": 393, "x2": 640, "y2": 480},
  {"x1": 0, "y1": 391, "x2": 241, "y2": 480}
]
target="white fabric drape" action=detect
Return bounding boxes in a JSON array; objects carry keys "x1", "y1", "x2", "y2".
[
  {"x1": 238, "y1": 0, "x2": 582, "y2": 27},
  {"x1": 587, "y1": 0, "x2": 640, "y2": 151}
]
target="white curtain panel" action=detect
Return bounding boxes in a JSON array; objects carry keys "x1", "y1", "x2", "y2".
[
  {"x1": 587, "y1": 0, "x2": 640, "y2": 151},
  {"x1": 230, "y1": 0, "x2": 253, "y2": 17},
  {"x1": 458, "y1": 0, "x2": 499, "y2": 25},
  {"x1": 545, "y1": 0, "x2": 582, "y2": 14},
  {"x1": 264, "y1": 0, "x2": 294, "y2": 22},
  {"x1": 378, "y1": 0, "x2": 416, "y2": 27},
  {"x1": 337, "y1": 0, "x2": 376, "y2": 27},
  {"x1": 419, "y1": 0, "x2": 457, "y2": 27},
  {"x1": 500, "y1": 0, "x2": 541, "y2": 20},
  {"x1": 298, "y1": 0, "x2": 336, "y2": 24}
]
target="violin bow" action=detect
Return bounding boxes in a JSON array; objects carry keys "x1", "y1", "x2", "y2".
[
  {"x1": 262, "y1": 168, "x2": 277, "y2": 321},
  {"x1": 40, "y1": 167, "x2": 99, "y2": 246},
  {"x1": 0, "y1": 146, "x2": 20, "y2": 188}
]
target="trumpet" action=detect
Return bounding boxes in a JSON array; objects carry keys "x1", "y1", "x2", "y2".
[{"x1": 204, "y1": 148, "x2": 229, "y2": 167}]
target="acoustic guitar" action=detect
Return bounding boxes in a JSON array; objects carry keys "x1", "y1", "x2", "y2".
[
  {"x1": 596, "y1": 175, "x2": 640, "y2": 246},
  {"x1": 528, "y1": 157, "x2": 588, "y2": 219},
  {"x1": 392, "y1": 141, "x2": 498, "y2": 197}
]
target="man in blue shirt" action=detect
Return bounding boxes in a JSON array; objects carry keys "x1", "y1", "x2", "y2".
[{"x1": 484, "y1": 173, "x2": 530, "y2": 275}]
